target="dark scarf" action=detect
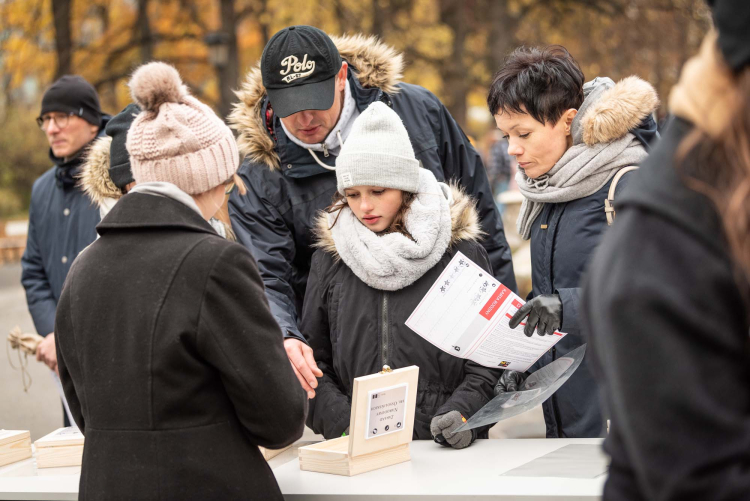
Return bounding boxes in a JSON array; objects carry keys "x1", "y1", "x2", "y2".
[{"x1": 51, "y1": 144, "x2": 89, "y2": 189}]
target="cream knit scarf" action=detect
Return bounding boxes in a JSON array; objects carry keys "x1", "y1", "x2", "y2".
[{"x1": 329, "y1": 169, "x2": 452, "y2": 291}]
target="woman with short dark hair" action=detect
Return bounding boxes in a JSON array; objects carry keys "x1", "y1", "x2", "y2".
[{"x1": 489, "y1": 46, "x2": 659, "y2": 438}]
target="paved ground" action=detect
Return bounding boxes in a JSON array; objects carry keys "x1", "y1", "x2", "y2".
[{"x1": 0, "y1": 262, "x2": 544, "y2": 442}]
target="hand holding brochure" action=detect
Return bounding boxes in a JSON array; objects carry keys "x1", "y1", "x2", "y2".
[{"x1": 405, "y1": 252, "x2": 566, "y2": 371}]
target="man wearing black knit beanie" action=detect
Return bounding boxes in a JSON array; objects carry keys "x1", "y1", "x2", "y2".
[{"x1": 21, "y1": 75, "x2": 110, "y2": 427}]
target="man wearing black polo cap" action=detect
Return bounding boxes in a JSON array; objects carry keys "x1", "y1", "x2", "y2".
[
  {"x1": 229, "y1": 26, "x2": 516, "y2": 397},
  {"x1": 21, "y1": 76, "x2": 109, "y2": 418}
]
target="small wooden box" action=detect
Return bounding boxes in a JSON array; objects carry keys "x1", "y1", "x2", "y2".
[
  {"x1": 0, "y1": 430, "x2": 32, "y2": 467},
  {"x1": 299, "y1": 366, "x2": 419, "y2": 476},
  {"x1": 35, "y1": 427, "x2": 84, "y2": 469},
  {"x1": 259, "y1": 444, "x2": 292, "y2": 461}
]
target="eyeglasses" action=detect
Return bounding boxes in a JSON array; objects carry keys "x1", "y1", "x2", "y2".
[
  {"x1": 224, "y1": 180, "x2": 236, "y2": 195},
  {"x1": 36, "y1": 112, "x2": 76, "y2": 131}
]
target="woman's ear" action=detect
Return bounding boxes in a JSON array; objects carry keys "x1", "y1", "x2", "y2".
[{"x1": 563, "y1": 108, "x2": 578, "y2": 135}]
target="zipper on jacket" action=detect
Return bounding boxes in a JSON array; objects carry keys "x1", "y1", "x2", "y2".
[
  {"x1": 381, "y1": 292, "x2": 389, "y2": 367},
  {"x1": 550, "y1": 345, "x2": 565, "y2": 438},
  {"x1": 323, "y1": 143, "x2": 329, "y2": 157}
]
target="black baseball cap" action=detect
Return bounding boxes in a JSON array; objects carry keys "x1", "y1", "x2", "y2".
[{"x1": 261, "y1": 26, "x2": 342, "y2": 118}]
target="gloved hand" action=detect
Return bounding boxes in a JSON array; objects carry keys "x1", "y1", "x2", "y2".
[
  {"x1": 430, "y1": 410, "x2": 475, "y2": 449},
  {"x1": 494, "y1": 370, "x2": 528, "y2": 396},
  {"x1": 508, "y1": 294, "x2": 562, "y2": 337}
]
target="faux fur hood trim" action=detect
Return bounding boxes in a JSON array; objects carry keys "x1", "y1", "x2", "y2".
[
  {"x1": 582, "y1": 76, "x2": 659, "y2": 146},
  {"x1": 229, "y1": 34, "x2": 404, "y2": 170},
  {"x1": 313, "y1": 183, "x2": 483, "y2": 259},
  {"x1": 79, "y1": 136, "x2": 122, "y2": 206}
]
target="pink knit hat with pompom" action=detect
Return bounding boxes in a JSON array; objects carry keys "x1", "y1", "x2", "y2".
[{"x1": 125, "y1": 62, "x2": 238, "y2": 195}]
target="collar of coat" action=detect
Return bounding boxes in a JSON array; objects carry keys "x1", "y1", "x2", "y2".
[
  {"x1": 96, "y1": 192, "x2": 216, "y2": 237},
  {"x1": 313, "y1": 183, "x2": 483, "y2": 259},
  {"x1": 228, "y1": 34, "x2": 404, "y2": 172},
  {"x1": 79, "y1": 135, "x2": 122, "y2": 208},
  {"x1": 579, "y1": 75, "x2": 659, "y2": 146}
]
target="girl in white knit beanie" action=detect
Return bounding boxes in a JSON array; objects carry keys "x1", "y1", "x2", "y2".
[{"x1": 301, "y1": 101, "x2": 502, "y2": 449}]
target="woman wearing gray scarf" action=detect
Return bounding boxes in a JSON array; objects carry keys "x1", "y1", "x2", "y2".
[{"x1": 488, "y1": 46, "x2": 659, "y2": 438}]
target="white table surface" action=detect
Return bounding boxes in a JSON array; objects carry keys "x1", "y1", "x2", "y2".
[{"x1": 0, "y1": 438, "x2": 606, "y2": 500}]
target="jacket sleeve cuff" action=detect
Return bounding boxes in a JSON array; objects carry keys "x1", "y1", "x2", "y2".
[
  {"x1": 33, "y1": 301, "x2": 58, "y2": 336},
  {"x1": 284, "y1": 329, "x2": 308, "y2": 344},
  {"x1": 556, "y1": 288, "x2": 582, "y2": 334}
]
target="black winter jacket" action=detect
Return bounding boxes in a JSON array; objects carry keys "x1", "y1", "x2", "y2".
[
  {"x1": 21, "y1": 122, "x2": 109, "y2": 336},
  {"x1": 228, "y1": 35, "x2": 516, "y2": 343},
  {"x1": 302, "y1": 187, "x2": 501, "y2": 440},
  {"x1": 583, "y1": 117, "x2": 750, "y2": 500},
  {"x1": 55, "y1": 193, "x2": 307, "y2": 501},
  {"x1": 526, "y1": 78, "x2": 660, "y2": 438}
]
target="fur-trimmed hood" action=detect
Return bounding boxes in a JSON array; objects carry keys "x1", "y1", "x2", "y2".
[
  {"x1": 313, "y1": 184, "x2": 482, "y2": 259},
  {"x1": 581, "y1": 76, "x2": 659, "y2": 146},
  {"x1": 79, "y1": 136, "x2": 122, "y2": 207},
  {"x1": 228, "y1": 34, "x2": 404, "y2": 171}
]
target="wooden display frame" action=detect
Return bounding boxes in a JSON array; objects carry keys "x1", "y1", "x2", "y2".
[
  {"x1": 299, "y1": 366, "x2": 419, "y2": 476},
  {"x1": 0, "y1": 430, "x2": 32, "y2": 467},
  {"x1": 35, "y1": 427, "x2": 84, "y2": 469}
]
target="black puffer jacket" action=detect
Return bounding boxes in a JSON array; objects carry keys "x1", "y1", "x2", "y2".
[
  {"x1": 228, "y1": 34, "x2": 516, "y2": 343},
  {"x1": 583, "y1": 117, "x2": 750, "y2": 500},
  {"x1": 526, "y1": 77, "x2": 660, "y2": 438},
  {"x1": 302, "y1": 187, "x2": 501, "y2": 440}
]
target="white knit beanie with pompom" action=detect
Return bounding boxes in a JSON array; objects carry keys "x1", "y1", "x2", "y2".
[{"x1": 125, "y1": 62, "x2": 239, "y2": 195}]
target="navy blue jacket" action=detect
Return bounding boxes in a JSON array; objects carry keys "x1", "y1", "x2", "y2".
[
  {"x1": 21, "y1": 123, "x2": 108, "y2": 336},
  {"x1": 528, "y1": 109, "x2": 658, "y2": 438},
  {"x1": 228, "y1": 37, "x2": 516, "y2": 343}
]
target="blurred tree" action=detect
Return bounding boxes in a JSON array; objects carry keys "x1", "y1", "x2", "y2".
[
  {"x1": 0, "y1": 0, "x2": 711, "y2": 211},
  {"x1": 51, "y1": 0, "x2": 73, "y2": 78}
]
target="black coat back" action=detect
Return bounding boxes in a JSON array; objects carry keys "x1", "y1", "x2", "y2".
[
  {"x1": 583, "y1": 118, "x2": 750, "y2": 500},
  {"x1": 55, "y1": 193, "x2": 307, "y2": 501}
]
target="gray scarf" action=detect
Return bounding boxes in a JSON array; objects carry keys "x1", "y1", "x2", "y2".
[
  {"x1": 516, "y1": 77, "x2": 649, "y2": 240},
  {"x1": 329, "y1": 169, "x2": 452, "y2": 291}
]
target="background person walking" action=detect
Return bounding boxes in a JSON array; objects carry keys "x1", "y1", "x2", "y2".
[{"x1": 21, "y1": 75, "x2": 109, "y2": 426}]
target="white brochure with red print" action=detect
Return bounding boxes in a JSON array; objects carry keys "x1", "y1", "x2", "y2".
[{"x1": 405, "y1": 251, "x2": 567, "y2": 372}]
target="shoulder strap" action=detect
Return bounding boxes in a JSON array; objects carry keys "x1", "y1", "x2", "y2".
[{"x1": 605, "y1": 166, "x2": 639, "y2": 226}]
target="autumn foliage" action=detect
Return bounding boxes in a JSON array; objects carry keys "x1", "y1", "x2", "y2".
[{"x1": 0, "y1": 0, "x2": 709, "y2": 215}]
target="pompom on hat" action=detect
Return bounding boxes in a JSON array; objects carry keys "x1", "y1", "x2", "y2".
[{"x1": 126, "y1": 62, "x2": 239, "y2": 195}]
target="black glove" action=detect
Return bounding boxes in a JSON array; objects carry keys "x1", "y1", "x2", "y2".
[
  {"x1": 494, "y1": 370, "x2": 528, "y2": 396},
  {"x1": 430, "y1": 411, "x2": 475, "y2": 449},
  {"x1": 508, "y1": 294, "x2": 562, "y2": 337}
]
